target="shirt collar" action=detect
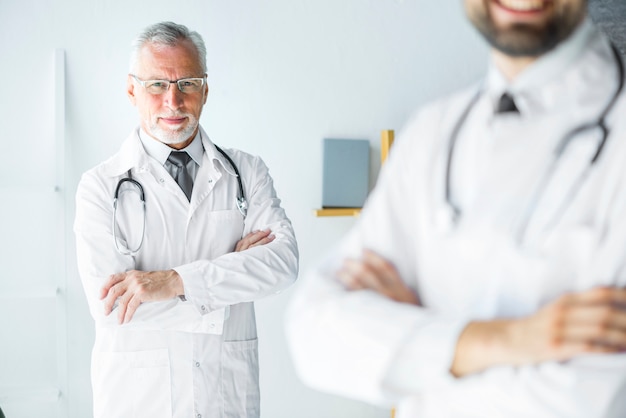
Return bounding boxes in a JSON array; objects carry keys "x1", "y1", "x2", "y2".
[{"x1": 139, "y1": 128, "x2": 204, "y2": 166}]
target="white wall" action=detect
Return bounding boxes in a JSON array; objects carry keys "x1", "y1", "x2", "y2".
[{"x1": 0, "y1": 1, "x2": 487, "y2": 417}]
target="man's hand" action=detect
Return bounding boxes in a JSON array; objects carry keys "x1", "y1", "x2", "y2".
[
  {"x1": 336, "y1": 249, "x2": 419, "y2": 305},
  {"x1": 101, "y1": 229, "x2": 275, "y2": 324},
  {"x1": 451, "y1": 287, "x2": 626, "y2": 377},
  {"x1": 100, "y1": 269, "x2": 183, "y2": 324},
  {"x1": 235, "y1": 229, "x2": 275, "y2": 252}
]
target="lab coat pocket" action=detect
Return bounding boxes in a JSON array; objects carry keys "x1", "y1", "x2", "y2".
[
  {"x1": 221, "y1": 339, "x2": 260, "y2": 418},
  {"x1": 197, "y1": 209, "x2": 245, "y2": 255},
  {"x1": 93, "y1": 349, "x2": 172, "y2": 418}
]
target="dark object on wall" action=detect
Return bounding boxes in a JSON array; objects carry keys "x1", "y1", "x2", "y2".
[
  {"x1": 0, "y1": 406, "x2": 5, "y2": 418},
  {"x1": 589, "y1": 0, "x2": 626, "y2": 55},
  {"x1": 322, "y1": 138, "x2": 370, "y2": 208}
]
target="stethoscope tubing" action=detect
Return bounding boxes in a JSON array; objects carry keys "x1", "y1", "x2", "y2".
[
  {"x1": 112, "y1": 170, "x2": 146, "y2": 255},
  {"x1": 112, "y1": 144, "x2": 247, "y2": 255},
  {"x1": 214, "y1": 145, "x2": 248, "y2": 217}
]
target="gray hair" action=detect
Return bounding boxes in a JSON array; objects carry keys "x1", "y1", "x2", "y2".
[{"x1": 129, "y1": 21, "x2": 207, "y2": 73}]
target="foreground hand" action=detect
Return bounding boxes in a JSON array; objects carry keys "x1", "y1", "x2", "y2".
[
  {"x1": 235, "y1": 229, "x2": 275, "y2": 252},
  {"x1": 100, "y1": 270, "x2": 183, "y2": 324},
  {"x1": 452, "y1": 287, "x2": 626, "y2": 377},
  {"x1": 336, "y1": 249, "x2": 419, "y2": 305}
]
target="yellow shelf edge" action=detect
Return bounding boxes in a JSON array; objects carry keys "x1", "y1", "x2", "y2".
[{"x1": 313, "y1": 208, "x2": 362, "y2": 217}]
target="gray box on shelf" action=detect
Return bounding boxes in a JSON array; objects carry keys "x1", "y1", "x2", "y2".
[{"x1": 322, "y1": 138, "x2": 370, "y2": 208}]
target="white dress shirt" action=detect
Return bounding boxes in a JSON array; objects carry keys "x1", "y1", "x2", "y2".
[{"x1": 138, "y1": 128, "x2": 203, "y2": 181}]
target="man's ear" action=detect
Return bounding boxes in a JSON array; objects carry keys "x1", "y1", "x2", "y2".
[
  {"x1": 127, "y1": 75, "x2": 137, "y2": 105},
  {"x1": 203, "y1": 82, "x2": 209, "y2": 105}
]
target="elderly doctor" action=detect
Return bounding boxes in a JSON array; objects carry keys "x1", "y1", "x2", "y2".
[
  {"x1": 287, "y1": 1, "x2": 626, "y2": 417},
  {"x1": 74, "y1": 21, "x2": 298, "y2": 418}
]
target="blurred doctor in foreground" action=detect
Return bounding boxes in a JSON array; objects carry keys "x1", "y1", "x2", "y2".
[{"x1": 287, "y1": 1, "x2": 626, "y2": 417}]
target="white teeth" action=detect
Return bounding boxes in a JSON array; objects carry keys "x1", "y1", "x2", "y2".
[{"x1": 498, "y1": 0, "x2": 545, "y2": 12}]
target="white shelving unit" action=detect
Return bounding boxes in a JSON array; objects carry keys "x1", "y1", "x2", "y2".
[{"x1": 0, "y1": 49, "x2": 68, "y2": 418}]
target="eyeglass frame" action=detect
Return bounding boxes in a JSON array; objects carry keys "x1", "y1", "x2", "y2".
[{"x1": 130, "y1": 74, "x2": 208, "y2": 94}]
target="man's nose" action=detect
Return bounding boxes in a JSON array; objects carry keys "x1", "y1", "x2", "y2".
[{"x1": 163, "y1": 82, "x2": 183, "y2": 108}]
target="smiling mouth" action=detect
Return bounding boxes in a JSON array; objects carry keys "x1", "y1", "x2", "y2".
[
  {"x1": 496, "y1": 0, "x2": 548, "y2": 12},
  {"x1": 160, "y1": 117, "x2": 187, "y2": 125}
]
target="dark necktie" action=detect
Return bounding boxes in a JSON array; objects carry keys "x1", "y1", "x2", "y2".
[
  {"x1": 496, "y1": 92, "x2": 519, "y2": 114},
  {"x1": 167, "y1": 151, "x2": 193, "y2": 201}
]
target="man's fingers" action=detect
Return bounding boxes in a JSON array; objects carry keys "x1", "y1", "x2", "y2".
[
  {"x1": 114, "y1": 280, "x2": 142, "y2": 323},
  {"x1": 100, "y1": 272, "x2": 126, "y2": 300},
  {"x1": 336, "y1": 269, "x2": 362, "y2": 290},
  {"x1": 560, "y1": 305, "x2": 626, "y2": 349},
  {"x1": 117, "y1": 295, "x2": 128, "y2": 324},
  {"x1": 248, "y1": 234, "x2": 275, "y2": 249},
  {"x1": 236, "y1": 229, "x2": 273, "y2": 252},
  {"x1": 546, "y1": 339, "x2": 620, "y2": 362},
  {"x1": 511, "y1": 289, "x2": 626, "y2": 364},
  {"x1": 339, "y1": 257, "x2": 400, "y2": 298},
  {"x1": 339, "y1": 258, "x2": 383, "y2": 291},
  {"x1": 360, "y1": 250, "x2": 418, "y2": 303},
  {"x1": 103, "y1": 282, "x2": 125, "y2": 315},
  {"x1": 100, "y1": 269, "x2": 182, "y2": 323},
  {"x1": 362, "y1": 249, "x2": 401, "y2": 286},
  {"x1": 123, "y1": 296, "x2": 142, "y2": 324},
  {"x1": 336, "y1": 252, "x2": 419, "y2": 305},
  {"x1": 563, "y1": 287, "x2": 626, "y2": 307}
]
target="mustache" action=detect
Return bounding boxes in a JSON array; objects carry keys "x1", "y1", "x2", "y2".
[{"x1": 157, "y1": 112, "x2": 192, "y2": 119}]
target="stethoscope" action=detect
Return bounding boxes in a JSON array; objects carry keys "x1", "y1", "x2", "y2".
[
  {"x1": 112, "y1": 144, "x2": 247, "y2": 255},
  {"x1": 444, "y1": 44, "x2": 624, "y2": 242}
]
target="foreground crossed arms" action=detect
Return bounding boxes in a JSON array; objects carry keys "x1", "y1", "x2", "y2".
[{"x1": 337, "y1": 249, "x2": 626, "y2": 377}]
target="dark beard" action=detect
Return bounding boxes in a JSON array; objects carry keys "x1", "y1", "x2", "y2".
[
  {"x1": 468, "y1": 2, "x2": 586, "y2": 57},
  {"x1": 483, "y1": 20, "x2": 563, "y2": 57}
]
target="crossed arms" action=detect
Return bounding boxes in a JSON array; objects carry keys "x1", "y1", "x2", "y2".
[
  {"x1": 100, "y1": 229, "x2": 276, "y2": 324},
  {"x1": 339, "y1": 249, "x2": 626, "y2": 378}
]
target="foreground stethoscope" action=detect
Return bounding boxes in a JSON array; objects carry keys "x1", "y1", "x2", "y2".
[
  {"x1": 112, "y1": 144, "x2": 247, "y2": 255},
  {"x1": 444, "y1": 44, "x2": 624, "y2": 241}
]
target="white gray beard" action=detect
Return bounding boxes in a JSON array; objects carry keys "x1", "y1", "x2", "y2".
[{"x1": 149, "y1": 115, "x2": 199, "y2": 145}]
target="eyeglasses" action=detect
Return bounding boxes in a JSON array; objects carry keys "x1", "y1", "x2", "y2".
[{"x1": 130, "y1": 74, "x2": 207, "y2": 95}]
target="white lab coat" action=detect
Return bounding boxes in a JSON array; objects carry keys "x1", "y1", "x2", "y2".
[
  {"x1": 75, "y1": 126, "x2": 298, "y2": 418},
  {"x1": 287, "y1": 20, "x2": 626, "y2": 417}
]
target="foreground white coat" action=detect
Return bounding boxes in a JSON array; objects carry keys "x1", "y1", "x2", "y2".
[
  {"x1": 75, "y1": 126, "x2": 298, "y2": 418},
  {"x1": 287, "y1": 21, "x2": 626, "y2": 417}
]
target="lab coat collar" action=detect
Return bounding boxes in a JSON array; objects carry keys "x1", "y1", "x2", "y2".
[
  {"x1": 485, "y1": 18, "x2": 596, "y2": 114},
  {"x1": 101, "y1": 128, "x2": 151, "y2": 177},
  {"x1": 202, "y1": 132, "x2": 238, "y2": 178}
]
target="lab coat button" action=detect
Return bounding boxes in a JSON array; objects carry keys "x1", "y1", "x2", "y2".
[
  {"x1": 209, "y1": 323, "x2": 215, "y2": 328},
  {"x1": 208, "y1": 179, "x2": 213, "y2": 183},
  {"x1": 195, "y1": 361, "x2": 200, "y2": 367},
  {"x1": 201, "y1": 305, "x2": 207, "y2": 311},
  {"x1": 197, "y1": 414, "x2": 202, "y2": 418},
  {"x1": 159, "y1": 178, "x2": 165, "y2": 183}
]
